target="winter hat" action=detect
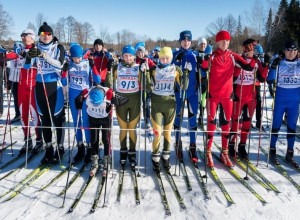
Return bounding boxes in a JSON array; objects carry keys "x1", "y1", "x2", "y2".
[
  {"x1": 284, "y1": 40, "x2": 298, "y2": 50},
  {"x1": 215, "y1": 30, "x2": 231, "y2": 42},
  {"x1": 254, "y1": 45, "x2": 264, "y2": 55},
  {"x1": 154, "y1": 46, "x2": 161, "y2": 52},
  {"x1": 70, "y1": 44, "x2": 83, "y2": 58},
  {"x1": 242, "y1": 38, "x2": 256, "y2": 52},
  {"x1": 21, "y1": 29, "x2": 36, "y2": 40},
  {"x1": 159, "y1": 47, "x2": 173, "y2": 59},
  {"x1": 94, "y1": 39, "x2": 104, "y2": 47},
  {"x1": 136, "y1": 46, "x2": 145, "y2": 52},
  {"x1": 135, "y1": 42, "x2": 145, "y2": 50},
  {"x1": 198, "y1": 38, "x2": 207, "y2": 45},
  {"x1": 38, "y1": 22, "x2": 53, "y2": 35},
  {"x1": 13, "y1": 41, "x2": 23, "y2": 54},
  {"x1": 122, "y1": 45, "x2": 135, "y2": 56},
  {"x1": 89, "y1": 87, "x2": 105, "y2": 106},
  {"x1": 179, "y1": 30, "x2": 192, "y2": 42}
]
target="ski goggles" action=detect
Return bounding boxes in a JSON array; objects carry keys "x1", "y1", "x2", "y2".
[
  {"x1": 40, "y1": 32, "x2": 52, "y2": 36},
  {"x1": 285, "y1": 48, "x2": 298, "y2": 51}
]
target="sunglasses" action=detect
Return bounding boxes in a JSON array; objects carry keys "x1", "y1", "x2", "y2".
[
  {"x1": 21, "y1": 33, "x2": 29, "y2": 37},
  {"x1": 40, "y1": 32, "x2": 52, "y2": 36},
  {"x1": 286, "y1": 48, "x2": 298, "y2": 51}
]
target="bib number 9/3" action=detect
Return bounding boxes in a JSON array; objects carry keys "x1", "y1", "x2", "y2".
[{"x1": 121, "y1": 80, "x2": 136, "y2": 89}]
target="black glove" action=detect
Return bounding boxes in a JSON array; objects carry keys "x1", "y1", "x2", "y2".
[
  {"x1": 75, "y1": 92, "x2": 84, "y2": 109},
  {"x1": 175, "y1": 51, "x2": 184, "y2": 62},
  {"x1": 107, "y1": 59, "x2": 113, "y2": 70},
  {"x1": 204, "y1": 54, "x2": 210, "y2": 61},
  {"x1": 62, "y1": 62, "x2": 69, "y2": 72},
  {"x1": 28, "y1": 47, "x2": 43, "y2": 58},
  {"x1": 88, "y1": 57, "x2": 95, "y2": 67},
  {"x1": 196, "y1": 56, "x2": 203, "y2": 69},
  {"x1": 271, "y1": 57, "x2": 282, "y2": 69},
  {"x1": 253, "y1": 54, "x2": 259, "y2": 60},
  {"x1": 264, "y1": 53, "x2": 271, "y2": 64},
  {"x1": 111, "y1": 92, "x2": 129, "y2": 106}
]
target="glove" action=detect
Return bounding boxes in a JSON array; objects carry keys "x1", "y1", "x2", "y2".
[
  {"x1": 62, "y1": 62, "x2": 69, "y2": 72},
  {"x1": 196, "y1": 55, "x2": 203, "y2": 66},
  {"x1": 204, "y1": 45, "x2": 213, "y2": 55},
  {"x1": 175, "y1": 51, "x2": 184, "y2": 62},
  {"x1": 111, "y1": 92, "x2": 129, "y2": 106},
  {"x1": 0, "y1": 45, "x2": 7, "y2": 53},
  {"x1": 28, "y1": 47, "x2": 43, "y2": 58},
  {"x1": 184, "y1": 62, "x2": 192, "y2": 72},
  {"x1": 75, "y1": 92, "x2": 84, "y2": 109},
  {"x1": 107, "y1": 59, "x2": 113, "y2": 70},
  {"x1": 263, "y1": 53, "x2": 271, "y2": 64},
  {"x1": 204, "y1": 54, "x2": 210, "y2": 61},
  {"x1": 88, "y1": 56, "x2": 95, "y2": 67},
  {"x1": 140, "y1": 62, "x2": 149, "y2": 72},
  {"x1": 271, "y1": 57, "x2": 282, "y2": 69},
  {"x1": 253, "y1": 54, "x2": 259, "y2": 60}
]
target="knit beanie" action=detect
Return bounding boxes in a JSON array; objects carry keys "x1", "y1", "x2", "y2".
[
  {"x1": 70, "y1": 44, "x2": 83, "y2": 58},
  {"x1": 179, "y1": 30, "x2": 192, "y2": 42},
  {"x1": 38, "y1": 22, "x2": 53, "y2": 35},
  {"x1": 94, "y1": 39, "x2": 104, "y2": 47},
  {"x1": 215, "y1": 30, "x2": 231, "y2": 42},
  {"x1": 122, "y1": 45, "x2": 135, "y2": 56},
  {"x1": 159, "y1": 47, "x2": 173, "y2": 59}
]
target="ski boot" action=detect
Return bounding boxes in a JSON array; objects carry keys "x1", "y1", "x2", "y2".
[
  {"x1": 73, "y1": 143, "x2": 85, "y2": 163},
  {"x1": 238, "y1": 143, "x2": 248, "y2": 161},
  {"x1": 220, "y1": 149, "x2": 233, "y2": 167},
  {"x1": 84, "y1": 144, "x2": 92, "y2": 163},
  {"x1": 175, "y1": 140, "x2": 183, "y2": 160},
  {"x1": 40, "y1": 145, "x2": 54, "y2": 165},
  {"x1": 228, "y1": 141, "x2": 236, "y2": 158},
  {"x1": 152, "y1": 152, "x2": 161, "y2": 174},
  {"x1": 206, "y1": 150, "x2": 214, "y2": 167},
  {"x1": 269, "y1": 147, "x2": 280, "y2": 165},
  {"x1": 120, "y1": 149, "x2": 128, "y2": 166},
  {"x1": 90, "y1": 154, "x2": 99, "y2": 176},
  {"x1": 161, "y1": 151, "x2": 171, "y2": 171},
  {"x1": 102, "y1": 155, "x2": 109, "y2": 177},
  {"x1": 10, "y1": 115, "x2": 21, "y2": 124},
  {"x1": 285, "y1": 149, "x2": 299, "y2": 169},
  {"x1": 51, "y1": 145, "x2": 65, "y2": 164},
  {"x1": 19, "y1": 137, "x2": 33, "y2": 156},
  {"x1": 128, "y1": 150, "x2": 136, "y2": 167},
  {"x1": 189, "y1": 143, "x2": 198, "y2": 163},
  {"x1": 31, "y1": 138, "x2": 43, "y2": 155},
  {"x1": 256, "y1": 121, "x2": 266, "y2": 132}
]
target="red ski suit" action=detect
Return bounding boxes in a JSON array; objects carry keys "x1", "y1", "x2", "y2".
[{"x1": 201, "y1": 48, "x2": 255, "y2": 150}]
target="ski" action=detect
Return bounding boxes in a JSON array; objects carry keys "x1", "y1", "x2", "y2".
[
  {"x1": 116, "y1": 164, "x2": 125, "y2": 202},
  {"x1": 185, "y1": 149, "x2": 210, "y2": 200},
  {"x1": 90, "y1": 174, "x2": 106, "y2": 213},
  {"x1": 178, "y1": 158, "x2": 192, "y2": 191},
  {"x1": 260, "y1": 147, "x2": 300, "y2": 190},
  {"x1": 276, "y1": 154, "x2": 300, "y2": 174},
  {"x1": 198, "y1": 149, "x2": 234, "y2": 204},
  {"x1": 163, "y1": 165, "x2": 186, "y2": 210},
  {"x1": 59, "y1": 162, "x2": 88, "y2": 196},
  {"x1": 0, "y1": 126, "x2": 18, "y2": 136},
  {"x1": 155, "y1": 172, "x2": 171, "y2": 216},
  {"x1": 1, "y1": 141, "x2": 17, "y2": 152},
  {"x1": 131, "y1": 166, "x2": 140, "y2": 205},
  {"x1": 214, "y1": 143, "x2": 271, "y2": 191},
  {"x1": 212, "y1": 152, "x2": 267, "y2": 204}
]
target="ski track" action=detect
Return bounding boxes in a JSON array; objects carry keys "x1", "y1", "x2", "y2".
[{"x1": 1, "y1": 91, "x2": 300, "y2": 220}]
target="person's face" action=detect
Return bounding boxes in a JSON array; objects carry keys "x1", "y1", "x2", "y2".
[
  {"x1": 285, "y1": 49, "x2": 298, "y2": 60},
  {"x1": 159, "y1": 56, "x2": 172, "y2": 65},
  {"x1": 123, "y1": 53, "x2": 135, "y2": 64},
  {"x1": 21, "y1": 34, "x2": 34, "y2": 46},
  {"x1": 72, "y1": 57, "x2": 82, "y2": 64},
  {"x1": 94, "y1": 44, "x2": 103, "y2": 52},
  {"x1": 39, "y1": 32, "x2": 53, "y2": 44},
  {"x1": 199, "y1": 43, "x2": 206, "y2": 52},
  {"x1": 180, "y1": 39, "x2": 191, "y2": 50},
  {"x1": 137, "y1": 50, "x2": 145, "y2": 59},
  {"x1": 217, "y1": 40, "x2": 230, "y2": 51}
]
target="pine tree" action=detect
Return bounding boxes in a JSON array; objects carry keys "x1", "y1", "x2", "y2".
[
  {"x1": 264, "y1": 9, "x2": 273, "y2": 52},
  {"x1": 285, "y1": 0, "x2": 300, "y2": 44}
]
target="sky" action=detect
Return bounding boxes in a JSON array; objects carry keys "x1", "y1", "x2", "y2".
[{"x1": 1, "y1": 0, "x2": 274, "y2": 42}]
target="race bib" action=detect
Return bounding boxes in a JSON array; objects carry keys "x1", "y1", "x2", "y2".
[
  {"x1": 116, "y1": 64, "x2": 139, "y2": 93},
  {"x1": 277, "y1": 60, "x2": 300, "y2": 88},
  {"x1": 152, "y1": 64, "x2": 176, "y2": 96},
  {"x1": 69, "y1": 61, "x2": 90, "y2": 90},
  {"x1": 86, "y1": 97, "x2": 109, "y2": 118}
]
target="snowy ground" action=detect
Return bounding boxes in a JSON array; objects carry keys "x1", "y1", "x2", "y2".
[{"x1": 1, "y1": 88, "x2": 300, "y2": 220}]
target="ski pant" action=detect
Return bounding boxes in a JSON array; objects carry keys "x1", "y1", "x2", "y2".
[
  {"x1": 89, "y1": 115, "x2": 111, "y2": 156},
  {"x1": 116, "y1": 92, "x2": 140, "y2": 152},
  {"x1": 142, "y1": 90, "x2": 151, "y2": 123},
  {"x1": 174, "y1": 91, "x2": 198, "y2": 144},
  {"x1": 69, "y1": 88, "x2": 90, "y2": 144},
  {"x1": 10, "y1": 81, "x2": 20, "y2": 117},
  {"x1": 270, "y1": 95, "x2": 300, "y2": 150},
  {"x1": 35, "y1": 81, "x2": 65, "y2": 147},
  {"x1": 18, "y1": 82, "x2": 42, "y2": 140},
  {"x1": 151, "y1": 94, "x2": 176, "y2": 153},
  {"x1": 207, "y1": 98, "x2": 233, "y2": 150},
  {"x1": 229, "y1": 98, "x2": 256, "y2": 144}
]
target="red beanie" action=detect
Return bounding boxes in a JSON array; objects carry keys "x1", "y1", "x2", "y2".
[{"x1": 216, "y1": 30, "x2": 231, "y2": 42}]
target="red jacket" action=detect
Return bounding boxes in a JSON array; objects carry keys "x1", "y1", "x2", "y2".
[
  {"x1": 135, "y1": 57, "x2": 156, "y2": 68},
  {"x1": 202, "y1": 48, "x2": 256, "y2": 99}
]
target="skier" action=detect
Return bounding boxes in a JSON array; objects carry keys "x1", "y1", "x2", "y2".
[
  {"x1": 147, "y1": 47, "x2": 187, "y2": 173},
  {"x1": 61, "y1": 44, "x2": 101, "y2": 164},
  {"x1": 228, "y1": 38, "x2": 269, "y2": 160},
  {"x1": 105, "y1": 45, "x2": 150, "y2": 167},
  {"x1": 152, "y1": 46, "x2": 160, "y2": 65},
  {"x1": 201, "y1": 30, "x2": 256, "y2": 167},
  {"x1": 172, "y1": 30, "x2": 198, "y2": 162},
  {"x1": 25, "y1": 22, "x2": 65, "y2": 164},
  {"x1": 267, "y1": 40, "x2": 300, "y2": 168}
]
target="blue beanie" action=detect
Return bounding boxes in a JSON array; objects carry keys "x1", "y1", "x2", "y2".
[
  {"x1": 89, "y1": 87, "x2": 104, "y2": 106},
  {"x1": 135, "y1": 42, "x2": 145, "y2": 50},
  {"x1": 70, "y1": 44, "x2": 83, "y2": 58},
  {"x1": 13, "y1": 41, "x2": 23, "y2": 54},
  {"x1": 122, "y1": 45, "x2": 136, "y2": 56},
  {"x1": 154, "y1": 46, "x2": 160, "y2": 52},
  {"x1": 179, "y1": 30, "x2": 192, "y2": 42}
]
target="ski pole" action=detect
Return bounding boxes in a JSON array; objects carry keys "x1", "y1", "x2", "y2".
[
  {"x1": 137, "y1": 67, "x2": 143, "y2": 177},
  {"x1": 25, "y1": 68, "x2": 33, "y2": 168}
]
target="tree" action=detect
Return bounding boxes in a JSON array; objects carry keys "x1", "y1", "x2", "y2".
[
  {"x1": 82, "y1": 22, "x2": 94, "y2": 47},
  {"x1": 54, "y1": 17, "x2": 67, "y2": 42},
  {"x1": 285, "y1": 0, "x2": 300, "y2": 43},
  {"x1": 247, "y1": 0, "x2": 266, "y2": 36},
  {"x1": 35, "y1": 13, "x2": 47, "y2": 30},
  {"x1": 206, "y1": 17, "x2": 225, "y2": 36},
  {"x1": 27, "y1": 22, "x2": 36, "y2": 34},
  {"x1": 0, "y1": 3, "x2": 14, "y2": 40},
  {"x1": 66, "y1": 16, "x2": 76, "y2": 44},
  {"x1": 224, "y1": 14, "x2": 237, "y2": 36}
]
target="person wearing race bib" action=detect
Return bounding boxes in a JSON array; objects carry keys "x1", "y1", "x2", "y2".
[
  {"x1": 61, "y1": 44, "x2": 101, "y2": 164},
  {"x1": 148, "y1": 47, "x2": 187, "y2": 173},
  {"x1": 25, "y1": 22, "x2": 65, "y2": 165},
  {"x1": 201, "y1": 31, "x2": 256, "y2": 168},
  {"x1": 105, "y1": 45, "x2": 150, "y2": 167},
  {"x1": 267, "y1": 40, "x2": 300, "y2": 168},
  {"x1": 228, "y1": 39, "x2": 269, "y2": 160}
]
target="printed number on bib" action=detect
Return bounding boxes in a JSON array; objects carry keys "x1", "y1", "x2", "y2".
[
  {"x1": 121, "y1": 81, "x2": 136, "y2": 90},
  {"x1": 71, "y1": 77, "x2": 83, "y2": 85},
  {"x1": 155, "y1": 82, "x2": 172, "y2": 91},
  {"x1": 283, "y1": 77, "x2": 297, "y2": 84}
]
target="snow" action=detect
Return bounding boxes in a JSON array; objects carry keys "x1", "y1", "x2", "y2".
[{"x1": 1, "y1": 91, "x2": 300, "y2": 220}]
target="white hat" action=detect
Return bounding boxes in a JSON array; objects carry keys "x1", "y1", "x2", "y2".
[
  {"x1": 21, "y1": 29, "x2": 36, "y2": 40},
  {"x1": 198, "y1": 37, "x2": 207, "y2": 45}
]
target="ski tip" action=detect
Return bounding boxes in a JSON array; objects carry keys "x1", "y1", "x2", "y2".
[
  {"x1": 136, "y1": 200, "x2": 140, "y2": 205},
  {"x1": 90, "y1": 209, "x2": 95, "y2": 213},
  {"x1": 67, "y1": 208, "x2": 73, "y2": 213},
  {"x1": 166, "y1": 210, "x2": 171, "y2": 216}
]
